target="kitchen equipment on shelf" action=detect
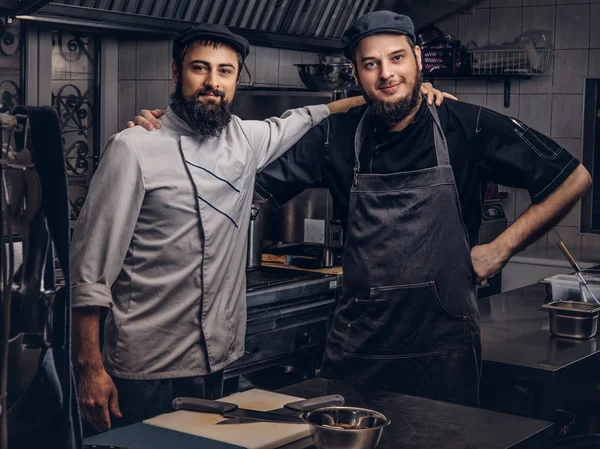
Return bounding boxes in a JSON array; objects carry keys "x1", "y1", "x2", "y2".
[
  {"x1": 172, "y1": 397, "x2": 304, "y2": 424},
  {"x1": 216, "y1": 395, "x2": 345, "y2": 425},
  {"x1": 235, "y1": 90, "x2": 345, "y2": 268},
  {"x1": 302, "y1": 406, "x2": 390, "y2": 449},
  {"x1": 542, "y1": 301, "x2": 600, "y2": 339},
  {"x1": 294, "y1": 63, "x2": 356, "y2": 92},
  {"x1": 554, "y1": 229, "x2": 600, "y2": 304}
]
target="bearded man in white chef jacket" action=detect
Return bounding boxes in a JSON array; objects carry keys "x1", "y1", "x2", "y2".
[{"x1": 69, "y1": 24, "x2": 369, "y2": 434}]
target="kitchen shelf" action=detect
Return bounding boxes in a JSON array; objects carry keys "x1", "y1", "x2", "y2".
[{"x1": 424, "y1": 48, "x2": 554, "y2": 108}]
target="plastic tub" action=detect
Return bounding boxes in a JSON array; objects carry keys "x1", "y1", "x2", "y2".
[{"x1": 550, "y1": 270, "x2": 600, "y2": 302}]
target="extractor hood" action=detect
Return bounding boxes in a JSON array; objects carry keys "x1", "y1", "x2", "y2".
[
  {"x1": 18, "y1": 0, "x2": 479, "y2": 53},
  {"x1": 0, "y1": 0, "x2": 49, "y2": 15}
]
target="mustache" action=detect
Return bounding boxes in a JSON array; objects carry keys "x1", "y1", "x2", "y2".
[
  {"x1": 377, "y1": 81, "x2": 403, "y2": 89},
  {"x1": 194, "y1": 86, "x2": 225, "y2": 99}
]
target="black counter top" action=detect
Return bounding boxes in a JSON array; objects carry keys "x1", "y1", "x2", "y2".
[
  {"x1": 480, "y1": 283, "x2": 600, "y2": 383},
  {"x1": 278, "y1": 378, "x2": 555, "y2": 449}
]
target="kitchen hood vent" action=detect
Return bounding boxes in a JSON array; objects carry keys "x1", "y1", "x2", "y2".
[
  {"x1": 0, "y1": 0, "x2": 49, "y2": 15},
  {"x1": 19, "y1": 0, "x2": 480, "y2": 53}
]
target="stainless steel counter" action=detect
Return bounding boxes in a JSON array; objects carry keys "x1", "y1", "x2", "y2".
[{"x1": 479, "y1": 282, "x2": 600, "y2": 420}]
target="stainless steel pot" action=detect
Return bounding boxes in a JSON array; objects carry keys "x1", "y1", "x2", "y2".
[{"x1": 247, "y1": 201, "x2": 266, "y2": 271}]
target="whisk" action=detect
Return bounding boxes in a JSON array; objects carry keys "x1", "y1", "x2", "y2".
[{"x1": 554, "y1": 228, "x2": 600, "y2": 304}]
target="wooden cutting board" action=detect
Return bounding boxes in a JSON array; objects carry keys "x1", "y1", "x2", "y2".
[{"x1": 143, "y1": 389, "x2": 312, "y2": 449}]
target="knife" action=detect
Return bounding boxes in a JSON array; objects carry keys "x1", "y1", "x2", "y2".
[
  {"x1": 216, "y1": 394, "x2": 345, "y2": 425},
  {"x1": 172, "y1": 397, "x2": 305, "y2": 424}
]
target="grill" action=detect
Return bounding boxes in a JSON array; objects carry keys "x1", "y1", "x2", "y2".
[{"x1": 246, "y1": 266, "x2": 326, "y2": 292}]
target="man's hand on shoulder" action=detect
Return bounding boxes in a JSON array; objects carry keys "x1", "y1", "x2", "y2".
[
  {"x1": 126, "y1": 109, "x2": 165, "y2": 131},
  {"x1": 420, "y1": 82, "x2": 458, "y2": 106}
]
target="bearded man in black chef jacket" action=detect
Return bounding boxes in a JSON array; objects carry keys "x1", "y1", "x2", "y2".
[{"x1": 131, "y1": 12, "x2": 591, "y2": 407}]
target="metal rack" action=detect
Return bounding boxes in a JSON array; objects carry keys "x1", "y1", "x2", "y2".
[
  {"x1": 469, "y1": 49, "x2": 554, "y2": 76},
  {"x1": 469, "y1": 49, "x2": 555, "y2": 108}
]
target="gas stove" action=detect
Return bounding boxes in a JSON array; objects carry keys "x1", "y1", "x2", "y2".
[
  {"x1": 246, "y1": 265, "x2": 328, "y2": 292},
  {"x1": 225, "y1": 265, "x2": 340, "y2": 386}
]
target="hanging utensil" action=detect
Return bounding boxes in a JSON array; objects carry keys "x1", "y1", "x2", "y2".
[{"x1": 554, "y1": 228, "x2": 599, "y2": 304}]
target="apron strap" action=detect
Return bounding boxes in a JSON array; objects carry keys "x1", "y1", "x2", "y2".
[
  {"x1": 427, "y1": 103, "x2": 451, "y2": 167},
  {"x1": 353, "y1": 108, "x2": 371, "y2": 184}
]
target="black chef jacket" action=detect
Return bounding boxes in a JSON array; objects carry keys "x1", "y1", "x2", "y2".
[{"x1": 255, "y1": 98, "x2": 579, "y2": 247}]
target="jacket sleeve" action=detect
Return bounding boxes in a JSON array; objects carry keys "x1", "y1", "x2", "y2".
[
  {"x1": 70, "y1": 133, "x2": 145, "y2": 309},
  {"x1": 242, "y1": 104, "x2": 330, "y2": 172},
  {"x1": 255, "y1": 121, "x2": 328, "y2": 209}
]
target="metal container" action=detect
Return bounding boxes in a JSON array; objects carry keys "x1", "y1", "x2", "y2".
[
  {"x1": 294, "y1": 63, "x2": 356, "y2": 91},
  {"x1": 302, "y1": 406, "x2": 390, "y2": 449},
  {"x1": 542, "y1": 301, "x2": 600, "y2": 339},
  {"x1": 247, "y1": 202, "x2": 265, "y2": 271}
]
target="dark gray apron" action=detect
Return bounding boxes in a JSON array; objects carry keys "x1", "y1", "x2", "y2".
[{"x1": 320, "y1": 103, "x2": 482, "y2": 407}]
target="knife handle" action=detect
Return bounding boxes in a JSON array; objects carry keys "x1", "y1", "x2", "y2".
[
  {"x1": 172, "y1": 397, "x2": 238, "y2": 414},
  {"x1": 284, "y1": 395, "x2": 345, "y2": 412}
]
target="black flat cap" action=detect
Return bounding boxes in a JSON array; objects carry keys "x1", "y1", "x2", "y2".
[
  {"x1": 342, "y1": 11, "x2": 416, "y2": 59},
  {"x1": 173, "y1": 24, "x2": 250, "y2": 61}
]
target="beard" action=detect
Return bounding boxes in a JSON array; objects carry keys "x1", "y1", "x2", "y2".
[
  {"x1": 170, "y1": 81, "x2": 234, "y2": 138},
  {"x1": 360, "y1": 67, "x2": 423, "y2": 125}
]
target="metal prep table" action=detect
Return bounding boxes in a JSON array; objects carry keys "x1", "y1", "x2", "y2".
[{"x1": 479, "y1": 282, "x2": 600, "y2": 422}]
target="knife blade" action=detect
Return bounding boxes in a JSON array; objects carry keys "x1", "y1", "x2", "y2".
[
  {"x1": 172, "y1": 397, "x2": 305, "y2": 424},
  {"x1": 215, "y1": 394, "x2": 345, "y2": 425}
]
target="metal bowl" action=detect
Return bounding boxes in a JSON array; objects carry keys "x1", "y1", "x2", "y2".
[
  {"x1": 294, "y1": 63, "x2": 356, "y2": 91},
  {"x1": 302, "y1": 406, "x2": 391, "y2": 449}
]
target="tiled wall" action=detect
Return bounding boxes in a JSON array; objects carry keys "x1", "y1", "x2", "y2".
[
  {"x1": 117, "y1": 39, "x2": 319, "y2": 129},
  {"x1": 432, "y1": 0, "x2": 600, "y2": 257}
]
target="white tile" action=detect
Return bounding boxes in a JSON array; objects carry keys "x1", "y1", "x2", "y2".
[
  {"x1": 136, "y1": 80, "x2": 169, "y2": 112},
  {"x1": 163, "y1": 79, "x2": 173, "y2": 107},
  {"x1": 490, "y1": 0, "x2": 522, "y2": 6},
  {"x1": 240, "y1": 46, "x2": 256, "y2": 86},
  {"x1": 254, "y1": 46, "x2": 279, "y2": 85},
  {"x1": 118, "y1": 40, "x2": 136, "y2": 80},
  {"x1": 435, "y1": 14, "x2": 459, "y2": 38},
  {"x1": 548, "y1": 225, "x2": 581, "y2": 252},
  {"x1": 551, "y1": 94, "x2": 583, "y2": 138},
  {"x1": 487, "y1": 93, "x2": 520, "y2": 116},
  {"x1": 518, "y1": 94, "x2": 552, "y2": 134},
  {"x1": 432, "y1": 79, "x2": 457, "y2": 95},
  {"x1": 553, "y1": 50, "x2": 589, "y2": 94},
  {"x1": 515, "y1": 188, "x2": 531, "y2": 217},
  {"x1": 475, "y1": 0, "x2": 491, "y2": 7},
  {"x1": 301, "y1": 52, "x2": 320, "y2": 64},
  {"x1": 582, "y1": 235, "x2": 600, "y2": 256},
  {"x1": 278, "y1": 49, "x2": 303, "y2": 87},
  {"x1": 521, "y1": 6, "x2": 555, "y2": 41},
  {"x1": 554, "y1": 137, "x2": 583, "y2": 161},
  {"x1": 522, "y1": 0, "x2": 555, "y2": 4},
  {"x1": 520, "y1": 75, "x2": 553, "y2": 94},
  {"x1": 487, "y1": 79, "x2": 519, "y2": 94},
  {"x1": 589, "y1": 49, "x2": 600, "y2": 76},
  {"x1": 166, "y1": 39, "x2": 174, "y2": 79},
  {"x1": 118, "y1": 80, "x2": 136, "y2": 129},
  {"x1": 456, "y1": 79, "x2": 488, "y2": 93},
  {"x1": 591, "y1": 3, "x2": 600, "y2": 48},
  {"x1": 489, "y1": 7, "x2": 523, "y2": 45},
  {"x1": 136, "y1": 40, "x2": 170, "y2": 80},
  {"x1": 500, "y1": 188, "x2": 516, "y2": 221},
  {"x1": 458, "y1": 93, "x2": 488, "y2": 106},
  {"x1": 555, "y1": 4, "x2": 590, "y2": 49},
  {"x1": 458, "y1": 7, "x2": 490, "y2": 48},
  {"x1": 557, "y1": 0, "x2": 590, "y2": 3},
  {"x1": 559, "y1": 201, "x2": 581, "y2": 227}
]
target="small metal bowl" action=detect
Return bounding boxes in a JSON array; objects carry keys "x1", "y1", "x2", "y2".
[
  {"x1": 294, "y1": 63, "x2": 356, "y2": 91},
  {"x1": 302, "y1": 406, "x2": 391, "y2": 449}
]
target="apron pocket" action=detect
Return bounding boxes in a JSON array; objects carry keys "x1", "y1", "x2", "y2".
[{"x1": 342, "y1": 282, "x2": 468, "y2": 359}]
